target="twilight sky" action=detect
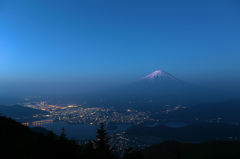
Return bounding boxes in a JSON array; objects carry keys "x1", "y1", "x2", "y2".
[{"x1": 0, "y1": 0, "x2": 240, "y2": 91}]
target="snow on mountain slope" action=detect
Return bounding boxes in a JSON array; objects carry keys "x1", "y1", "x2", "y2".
[{"x1": 142, "y1": 70, "x2": 179, "y2": 81}]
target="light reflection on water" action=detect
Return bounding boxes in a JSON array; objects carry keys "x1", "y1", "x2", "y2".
[
  {"x1": 32, "y1": 121, "x2": 187, "y2": 141},
  {"x1": 34, "y1": 121, "x2": 131, "y2": 141},
  {"x1": 39, "y1": 121, "x2": 98, "y2": 141},
  {"x1": 145, "y1": 122, "x2": 188, "y2": 128}
]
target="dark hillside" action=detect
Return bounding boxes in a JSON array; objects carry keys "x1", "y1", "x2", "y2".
[
  {"x1": 142, "y1": 140, "x2": 240, "y2": 159},
  {"x1": 0, "y1": 115, "x2": 78, "y2": 159}
]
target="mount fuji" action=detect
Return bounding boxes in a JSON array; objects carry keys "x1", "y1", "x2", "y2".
[
  {"x1": 96, "y1": 70, "x2": 195, "y2": 109},
  {"x1": 142, "y1": 70, "x2": 180, "y2": 82},
  {"x1": 81, "y1": 70, "x2": 219, "y2": 110}
]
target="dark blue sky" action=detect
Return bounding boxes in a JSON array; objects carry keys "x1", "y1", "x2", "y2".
[{"x1": 1, "y1": 0, "x2": 240, "y2": 86}]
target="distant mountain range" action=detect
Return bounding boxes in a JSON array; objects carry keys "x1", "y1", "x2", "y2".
[
  {"x1": 157, "y1": 100, "x2": 240, "y2": 123},
  {"x1": 0, "y1": 105, "x2": 48, "y2": 122},
  {"x1": 127, "y1": 122, "x2": 240, "y2": 143}
]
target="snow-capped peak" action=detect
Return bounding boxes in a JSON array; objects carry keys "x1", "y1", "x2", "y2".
[{"x1": 142, "y1": 70, "x2": 179, "y2": 81}]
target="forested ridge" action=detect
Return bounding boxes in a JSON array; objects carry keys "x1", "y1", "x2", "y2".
[{"x1": 1, "y1": 115, "x2": 240, "y2": 159}]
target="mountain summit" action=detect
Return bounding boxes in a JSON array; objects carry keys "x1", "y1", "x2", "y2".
[{"x1": 142, "y1": 70, "x2": 179, "y2": 81}]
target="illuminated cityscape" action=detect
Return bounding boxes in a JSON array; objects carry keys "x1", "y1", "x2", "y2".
[
  {"x1": 16, "y1": 98, "x2": 188, "y2": 151},
  {"x1": 21, "y1": 99, "x2": 187, "y2": 127}
]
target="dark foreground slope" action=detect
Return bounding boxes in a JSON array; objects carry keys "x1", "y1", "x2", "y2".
[
  {"x1": 142, "y1": 140, "x2": 240, "y2": 159},
  {"x1": 1, "y1": 115, "x2": 240, "y2": 159},
  {"x1": 0, "y1": 116, "x2": 79, "y2": 159},
  {"x1": 0, "y1": 115, "x2": 116, "y2": 159}
]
